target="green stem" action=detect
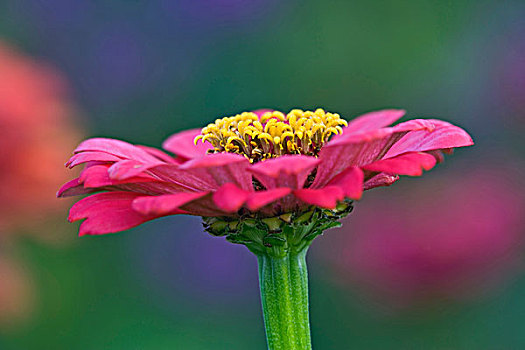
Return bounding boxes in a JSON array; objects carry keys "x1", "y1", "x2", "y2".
[{"x1": 257, "y1": 249, "x2": 312, "y2": 350}]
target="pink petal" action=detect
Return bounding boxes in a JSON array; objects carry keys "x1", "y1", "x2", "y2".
[
  {"x1": 296, "y1": 166, "x2": 363, "y2": 208},
  {"x1": 162, "y1": 128, "x2": 213, "y2": 160},
  {"x1": 57, "y1": 178, "x2": 96, "y2": 198},
  {"x1": 385, "y1": 120, "x2": 474, "y2": 158},
  {"x1": 178, "y1": 195, "x2": 232, "y2": 217},
  {"x1": 325, "y1": 166, "x2": 364, "y2": 199},
  {"x1": 136, "y1": 145, "x2": 179, "y2": 164},
  {"x1": 249, "y1": 155, "x2": 320, "y2": 189},
  {"x1": 150, "y1": 157, "x2": 255, "y2": 194},
  {"x1": 363, "y1": 152, "x2": 437, "y2": 176},
  {"x1": 69, "y1": 192, "x2": 136, "y2": 221},
  {"x1": 344, "y1": 109, "x2": 406, "y2": 134},
  {"x1": 132, "y1": 192, "x2": 209, "y2": 216},
  {"x1": 68, "y1": 192, "x2": 160, "y2": 235},
  {"x1": 108, "y1": 159, "x2": 163, "y2": 180},
  {"x1": 74, "y1": 138, "x2": 159, "y2": 163},
  {"x1": 212, "y1": 183, "x2": 250, "y2": 213},
  {"x1": 80, "y1": 165, "x2": 155, "y2": 188},
  {"x1": 178, "y1": 153, "x2": 252, "y2": 190},
  {"x1": 294, "y1": 186, "x2": 345, "y2": 209},
  {"x1": 314, "y1": 119, "x2": 438, "y2": 188},
  {"x1": 117, "y1": 182, "x2": 194, "y2": 196},
  {"x1": 329, "y1": 119, "x2": 437, "y2": 147},
  {"x1": 245, "y1": 188, "x2": 292, "y2": 211},
  {"x1": 179, "y1": 152, "x2": 244, "y2": 169},
  {"x1": 66, "y1": 151, "x2": 121, "y2": 168},
  {"x1": 77, "y1": 165, "x2": 192, "y2": 196},
  {"x1": 363, "y1": 173, "x2": 399, "y2": 190},
  {"x1": 79, "y1": 165, "x2": 110, "y2": 186},
  {"x1": 149, "y1": 164, "x2": 220, "y2": 192}
]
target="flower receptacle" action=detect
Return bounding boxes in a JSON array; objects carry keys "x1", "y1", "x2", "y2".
[{"x1": 202, "y1": 199, "x2": 354, "y2": 258}]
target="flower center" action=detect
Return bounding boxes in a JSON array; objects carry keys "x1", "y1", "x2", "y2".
[{"x1": 195, "y1": 108, "x2": 347, "y2": 162}]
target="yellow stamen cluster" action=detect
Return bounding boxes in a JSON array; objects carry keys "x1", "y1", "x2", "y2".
[{"x1": 195, "y1": 108, "x2": 348, "y2": 162}]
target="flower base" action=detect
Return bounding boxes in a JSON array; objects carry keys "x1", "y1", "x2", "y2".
[{"x1": 202, "y1": 200, "x2": 354, "y2": 258}]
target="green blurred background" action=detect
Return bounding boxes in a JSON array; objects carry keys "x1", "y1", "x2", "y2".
[{"x1": 1, "y1": 1, "x2": 524, "y2": 349}]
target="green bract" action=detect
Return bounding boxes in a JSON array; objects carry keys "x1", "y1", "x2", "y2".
[{"x1": 202, "y1": 200, "x2": 354, "y2": 258}]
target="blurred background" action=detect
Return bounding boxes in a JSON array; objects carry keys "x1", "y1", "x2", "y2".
[{"x1": 0, "y1": 1, "x2": 524, "y2": 349}]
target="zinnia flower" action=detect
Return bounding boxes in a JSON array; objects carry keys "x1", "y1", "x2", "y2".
[
  {"x1": 58, "y1": 107, "x2": 472, "y2": 349},
  {"x1": 59, "y1": 108, "x2": 472, "y2": 237}
]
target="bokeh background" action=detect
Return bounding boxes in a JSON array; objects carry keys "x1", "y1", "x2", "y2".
[{"x1": 1, "y1": 1, "x2": 524, "y2": 349}]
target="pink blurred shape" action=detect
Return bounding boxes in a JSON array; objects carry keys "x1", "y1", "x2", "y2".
[
  {"x1": 319, "y1": 165, "x2": 525, "y2": 309},
  {"x1": 0, "y1": 41, "x2": 83, "y2": 236}
]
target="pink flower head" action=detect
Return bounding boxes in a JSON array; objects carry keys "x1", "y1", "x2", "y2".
[{"x1": 58, "y1": 108, "x2": 473, "y2": 236}]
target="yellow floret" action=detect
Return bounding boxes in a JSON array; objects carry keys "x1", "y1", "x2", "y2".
[{"x1": 195, "y1": 108, "x2": 348, "y2": 162}]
